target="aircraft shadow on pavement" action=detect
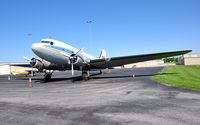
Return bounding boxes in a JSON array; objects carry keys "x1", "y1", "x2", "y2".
[
  {"x1": 14, "y1": 72, "x2": 176, "y2": 83},
  {"x1": 89, "y1": 72, "x2": 176, "y2": 80},
  {"x1": 54, "y1": 72, "x2": 176, "y2": 82}
]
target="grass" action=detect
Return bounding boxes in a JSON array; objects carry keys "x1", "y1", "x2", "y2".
[{"x1": 152, "y1": 65, "x2": 200, "y2": 90}]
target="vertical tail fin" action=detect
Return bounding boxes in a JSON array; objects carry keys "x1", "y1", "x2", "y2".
[{"x1": 99, "y1": 49, "x2": 106, "y2": 59}]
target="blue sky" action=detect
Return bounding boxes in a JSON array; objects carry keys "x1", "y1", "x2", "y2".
[{"x1": 0, "y1": 0, "x2": 200, "y2": 62}]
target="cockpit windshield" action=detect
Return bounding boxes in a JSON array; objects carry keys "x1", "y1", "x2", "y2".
[
  {"x1": 41, "y1": 41, "x2": 50, "y2": 43},
  {"x1": 41, "y1": 41, "x2": 54, "y2": 45}
]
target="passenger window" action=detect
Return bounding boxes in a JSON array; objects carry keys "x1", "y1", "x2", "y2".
[{"x1": 50, "y1": 42, "x2": 54, "y2": 45}]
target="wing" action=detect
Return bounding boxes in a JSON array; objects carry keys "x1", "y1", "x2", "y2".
[
  {"x1": 89, "y1": 50, "x2": 192, "y2": 69},
  {"x1": 9, "y1": 63, "x2": 30, "y2": 67}
]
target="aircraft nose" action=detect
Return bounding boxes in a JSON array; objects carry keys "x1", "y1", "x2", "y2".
[{"x1": 31, "y1": 43, "x2": 41, "y2": 53}]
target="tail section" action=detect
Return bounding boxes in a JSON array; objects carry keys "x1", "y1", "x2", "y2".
[{"x1": 99, "y1": 49, "x2": 106, "y2": 59}]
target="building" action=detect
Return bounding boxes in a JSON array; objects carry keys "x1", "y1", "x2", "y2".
[
  {"x1": 115, "y1": 60, "x2": 167, "y2": 69},
  {"x1": 0, "y1": 63, "x2": 29, "y2": 75},
  {"x1": 178, "y1": 54, "x2": 200, "y2": 65}
]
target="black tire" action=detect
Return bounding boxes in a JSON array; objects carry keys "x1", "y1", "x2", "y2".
[
  {"x1": 44, "y1": 74, "x2": 51, "y2": 82},
  {"x1": 82, "y1": 72, "x2": 88, "y2": 81}
]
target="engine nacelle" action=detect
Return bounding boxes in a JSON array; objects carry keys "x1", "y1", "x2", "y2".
[
  {"x1": 31, "y1": 57, "x2": 51, "y2": 71},
  {"x1": 72, "y1": 56, "x2": 85, "y2": 66},
  {"x1": 31, "y1": 56, "x2": 85, "y2": 71}
]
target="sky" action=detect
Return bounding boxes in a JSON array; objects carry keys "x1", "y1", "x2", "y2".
[{"x1": 0, "y1": 0, "x2": 200, "y2": 62}]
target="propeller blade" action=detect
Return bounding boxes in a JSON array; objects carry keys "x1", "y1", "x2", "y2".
[
  {"x1": 71, "y1": 58, "x2": 74, "y2": 76},
  {"x1": 74, "y1": 47, "x2": 85, "y2": 56},
  {"x1": 31, "y1": 66, "x2": 33, "y2": 77},
  {"x1": 69, "y1": 48, "x2": 85, "y2": 76},
  {"x1": 23, "y1": 56, "x2": 34, "y2": 77},
  {"x1": 23, "y1": 56, "x2": 32, "y2": 62}
]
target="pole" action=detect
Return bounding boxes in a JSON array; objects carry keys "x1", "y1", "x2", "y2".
[
  {"x1": 8, "y1": 76, "x2": 10, "y2": 80},
  {"x1": 8, "y1": 65, "x2": 11, "y2": 80},
  {"x1": 86, "y1": 20, "x2": 92, "y2": 52}
]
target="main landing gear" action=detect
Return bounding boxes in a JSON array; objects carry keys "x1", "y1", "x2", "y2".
[
  {"x1": 43, "y1": 70, "x2": 91, "y2": 81},
  {"x1": 44, "y1": 70, "x2": 53, "y2": 82},
  {"x1": 82, "y1": 71, "x2": 90, "y2": 80}
]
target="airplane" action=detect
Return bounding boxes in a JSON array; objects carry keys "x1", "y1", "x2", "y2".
[
  {"x1": 11, "y1": 68, "x2": 38, "y2": 76},
  {"x1": 13, "y1": 38, "x2": 191, "y2": 82},
  {"x1": 12, "y1": 71, "x2": 30, "y2": 76}
]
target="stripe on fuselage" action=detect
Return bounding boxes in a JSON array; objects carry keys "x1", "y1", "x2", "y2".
[
  {"x1": 12, "y1": 71, "x2": 30, "y2": 75},
  {"x1": 43, "y1": 45, "x2": 72, "y2": 56}
]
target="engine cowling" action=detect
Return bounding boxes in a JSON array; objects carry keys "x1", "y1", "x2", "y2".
[
  {"x1": 31, "y1": 56, "x2": 85, "y2": 71},
  {"x1": 30, "y1": 57, "x2": 51, "y2": 71},
  {"x1": 71, "y1": 56, "x2": 85, "y2": 66}
]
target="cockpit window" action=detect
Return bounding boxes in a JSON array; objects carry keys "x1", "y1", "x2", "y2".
[
  {"x1": 41, "y1": 41, "x2": 53, "y2": 45},
  {"x1": 41, "y1": 41, "x2": 50, "y2": 43}
]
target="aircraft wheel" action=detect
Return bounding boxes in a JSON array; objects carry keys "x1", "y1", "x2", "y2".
[
  {"x1": 82, "y1": 72, "x2": 89, "y2": 80},
  {"x1": 44, "y1": 73, "x2": 52, "y2": 82}
]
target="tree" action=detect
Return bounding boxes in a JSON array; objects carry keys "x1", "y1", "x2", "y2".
[{"x1": 163, "y1": 57, "x2": 179, "y2": 63}]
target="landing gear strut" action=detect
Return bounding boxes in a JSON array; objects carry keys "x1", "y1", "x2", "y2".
[
  {"x1": 44, "y1": 70, "x2": 53, "y2": 82},
  {"x1": 100, "y1": 70, "x2": 102, "y2": 74},
  {"x1": 82, "y1": 71, "x2": 90, "y2": 80}
]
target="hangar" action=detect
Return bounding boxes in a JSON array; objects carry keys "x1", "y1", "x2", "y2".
[
  {"x1": 178, "y1": 54, "x2": 200, "y2": 65},
  {"x1": 121, "y1": 60, "x2": 165, "y2": 68},
  {"x1": 0, "y1": 63, "x2": 29, "y2": 75}
]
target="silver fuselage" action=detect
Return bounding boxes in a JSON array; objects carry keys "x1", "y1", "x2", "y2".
[{"x1": 31, "y1": 39, "x2": 96, "y2": 70}]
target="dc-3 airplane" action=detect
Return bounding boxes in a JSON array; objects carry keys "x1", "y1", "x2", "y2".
[{"x1": 13, "y1": 38, "x2": 191, "y2": 81}]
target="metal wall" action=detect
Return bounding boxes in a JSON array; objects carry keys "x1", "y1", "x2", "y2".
[
  {"x1": 178, "y1": 54, "x2": 200, "y2": 65},
  {"x1": 0, "y1": 63, "x2": 28, "y2": 75},
  {"x1": 0, "y1": 65, "x2": 10, "y2": 75}
]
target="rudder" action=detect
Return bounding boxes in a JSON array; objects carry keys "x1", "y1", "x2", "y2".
[{"x1": 99, "y1": 49, "x2": 106, "y2": 59}]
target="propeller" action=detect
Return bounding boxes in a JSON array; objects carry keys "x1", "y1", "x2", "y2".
[
  {"x1": 23, "y1": 56, "x2": 32, "y2": 62},
  {"x1": 71, "y1": 57, "x2": 74, "y2": 76},
  {"x1": 23, "y1": 56, "x2": 34, "y2": 77},
  {"x1": 70, "y1": 47, "x2": 85, "y2": 76}
]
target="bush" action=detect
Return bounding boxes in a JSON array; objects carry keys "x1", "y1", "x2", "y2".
[{"x1": 163, "y1": 57, "x2": 178, "y2": 63}]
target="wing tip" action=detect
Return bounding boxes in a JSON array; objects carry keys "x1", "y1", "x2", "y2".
[{"x1": 182, "y1": 50, "x2": 192, "y2": 54}]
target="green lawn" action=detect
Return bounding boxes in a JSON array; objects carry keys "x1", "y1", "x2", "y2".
[{"x1": 152, "y1": 65, "x2": 200, "y2": 90}]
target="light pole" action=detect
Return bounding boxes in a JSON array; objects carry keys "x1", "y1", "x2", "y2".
[{"x1": 86, "y1": 20, "x2": 93, "y2": 52}]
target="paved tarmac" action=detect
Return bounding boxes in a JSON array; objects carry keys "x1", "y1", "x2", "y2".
[{"x1": 0, "y1": 67, "x2": 200, "y2": 125}]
